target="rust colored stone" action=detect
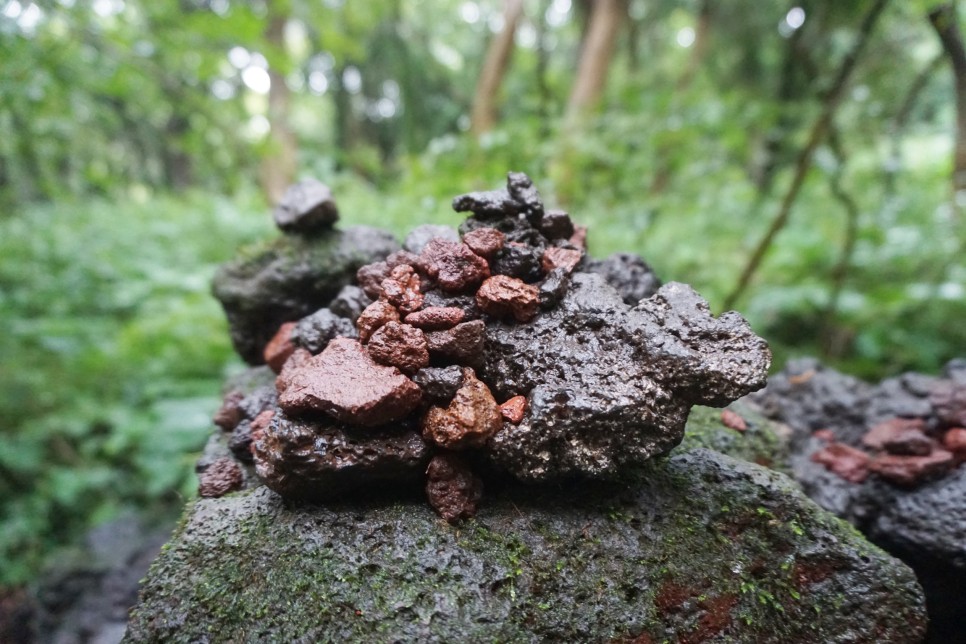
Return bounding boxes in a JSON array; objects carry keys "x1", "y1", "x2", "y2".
[
  {"x1": 263, "y1": 321, "x2": 297, "y2": 374},
  {"x1": 942, "y1": 427, "x2": 966, "y2": 453},
  {"x1": 425, "y1": 453, "x2": 484, "y2": 523},
  {"x1": 418, "y1": 238, "x2": 490, "y2": 292},
  {"x1": 720, "y1": 409, "x2": 747, "y2": 432},
  {"x1": 403, "y1": 306, "x2": 465, "y2": 331},
  {"x1": 422, "y1": 368, "x2": 502, "y2": 449},
  {"x1": 198, "y1": 457, "x2": 243, "y2": 498},
  {"x1": 541, "y1": 246, "x2": 583, "y2": 274},
  {"x1": 813, "y1": 429, "x2": 835, "y2": 443},
  {"x1": 213, "y1": 390, "x2": 245, "y2": 432},
  {"x1": 356, "y1": 299, "x2": 400, "y2": 343},
  {"x1": 476, "y1": 275, "x2": 540, "y2": 322},
  {"x1": 425, "y1": 320, "x2": 485, "y2": 363},
  {"x1": 277, "y1": 337, "x2": 422, "y2": 426},
  {"x1": 500, "y1": 395, "x2": 527, "y2": 424},
  {"x1": 386, "y1": 249, "x2": 420, "y2": 269},
  {"x1": 249, "y1": 409, "x2": 275, "y2": 452},
  {"x1": 367, "y1": 321, "x2": 430, "y2": 375},
  {"x1": 862, "y1": 417, "x2": 928, "y2": 449},
  {"x1": 868, "y1": 450, "x2": 955, "y2": 487},
  {"x1": 462, "y1": 227, "x2": 505, "y2": 259},
  {"x1": 380, "y1": 264, "x2": 423, "y2": 315},
  {"x1": 811, "y1": 442, "x2": 870, "y2": 483},
  {"x1": 569, "y1": 225, "x2": 588, "y2": 250},
  {"x1": 356, "y1": 261, "x2": 391, "y2": 299}
]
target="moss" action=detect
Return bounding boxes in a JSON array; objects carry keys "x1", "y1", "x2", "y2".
[{"x1": 677, "y1": 402, "x2": 790, "y2": 473}]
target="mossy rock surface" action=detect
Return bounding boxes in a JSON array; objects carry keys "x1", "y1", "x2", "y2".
[{"x1": 126, "y1": 410, "x2": 925, "y2": 643}]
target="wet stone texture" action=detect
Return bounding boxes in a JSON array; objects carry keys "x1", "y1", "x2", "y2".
[
  {"x1": 751, "y1": 358, "x2": 966, "y2": 641},
  {"x1": 424, "y1": 453, "x2": 484, "y2": 524},
  {"x1": 272, "y1": 179, "x2": 339, "y2": 234},
  {"x1": 422, "y1": 368, "x2": 502, "y2": 450},
  {"x1": 197, "y1": 457, "x2": 243, "y2": 498},
  {"x1": 366, "y1": 321, "x2": 429, "y2": 375}
]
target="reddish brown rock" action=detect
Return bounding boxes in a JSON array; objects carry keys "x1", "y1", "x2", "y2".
[
  {"x1": 462, "y1": 227, "x2": 505, "y2": 259},
  {"x1": 213, "y1": 390, "x2": 245, "y2": 432},
  {"x1": 541, "y1": 246, "x2": 583, "y2": 274},
  {"x1": 367, "y1": 322, "x2": 430, "y2": 375},
  {"x1": 380, "y1": 264, "x2": 423, "y2": 315},
  {"x1": 813, "y1": 429, "x2": 835, "y2": 443},
  {"x1": 862, "y1": 418, "x2": 929, "y2": 452},
  {"x1": 263, "y1": 321, "x2": 297, "y2": 374},
  {"x1": 198, "y1": 457, "x2": 244, "y2": 498},
  {"x1": 425, "y1": 453, "x2": 484, "y2": 523},
  {"x1": 404, "y1": 306, "x2": 465, "y2": 331},
  {"x1": 868, "y1": 450, "x2": 955, "y2": 487},
  {"x1": 811, "y1": 442, "x2": 870, "y2": 483},
  {"x1": 277, "y1": 337, "x2": 422, "y2": 426},
  {"x1": 418, "y1": 239, "x2": 490, "y2": 292},
  {"x1": 386, "y1": 249, "x2": 420, "y2": 269},
  {"x1": 356, "y1": 261, "x2": 391, "y2": 299},
  {"x1": 357, "y1": 299, "x2": 400, "y2": 343},
  {"x1": 930, "y1": 380, "x2": 966, "y2": 428},
  {"x1": 720, "y1": 408, "x2": 747, "y2": 432},
  {"x1": 943, "y1": 427, "x2": 966, "y2": 454},
  {"x1": 569, "y1": 225, "x2": 588, "y2": 250},
  {"x1": 425, "y1": 320, "x2": 485, "y2": 363},
  {"x1": 476, "y1": 275, "x2": 540, "y2": 322},
  {"x1": 249, "y1": 409, "x2": 275, "y2": 451},
  {"x1": 500, "y1": 395, "x2": 527, "y2": 424},
  {"x1": 422, "y1": 368, "x2": 502, "y2": 449}
]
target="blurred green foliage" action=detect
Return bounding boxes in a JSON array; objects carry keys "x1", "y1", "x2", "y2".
[{"x1": 1, "y1": 0, "x2": 964, "y2": 585}]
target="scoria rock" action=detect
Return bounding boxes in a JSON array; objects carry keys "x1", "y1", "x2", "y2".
[
  {"x1": 584, "y1": 252, "x2": 662, "y2": 305},
  {"x1": 412, "y1": 366, "x2": 464, "y2": 406},
  {"x1": 276, "y1": 337, "x2": 422, "y2": 426},
  {"x1": 482, "y1": 274, "x2": 770, "y2": 481},
  {"x1": 292, "y1": 307, "x2": 357, "y2": 354},
  {"x1": 868, "y1": 450, "x2": 954, "y2": 487},
  {"x1": 425, "y1": 320, "x2": 485, "y2": 364},
  {"x1": 380, "y1": 264, "x2": 423, "y2": 314},
  {"x1": 538, "y1": 209, "x2": 575, "y2": 240},
  {"x1": 328, "y1": 285, "x2": 371, "y2": 322},
  {"x1": 197, "y1": 457, "x2": 244, "y2": 498},
  {"x1": 931, "y1": 380, "x2": 966, "y2": 427},
  {"x1": 367, "y1": 321, "x2": 429, "y2": 375},
  {"x1": 356, "y1": 299, "x2": 400, "y2": 343},
  {"x1": 500, "y1": 395, "x2": 527, "y2": 424},
  {"x1": 272, "y1": 179, "x2": 339, "y2": 234},
  {"x1": 213, "y1": 391, "x2": 245, "y2": 432},
  {"x1": 422, "y1": 368, "x2": 502, "y2": 450},
  {"x1": 541, "y1": 246, "x2": 583, "y2": 274},
  {"x1": 417, "y1": 239, "x2": 490, "y2": 292},
  {"x1": 404, "y1": 306, "x2": 465, "y2": 331},
  {"x1": 490, "y1": 243, "x2": 543, "y2": 282},
  {"x1": 461, "y1": 227, "x2": 505, "y2": 259},
  {"x1": 263, "y1": 322, "x2": 297, "y2": 373},
  {"x1": 253, "y1": 412, "x2": 430, "y2": 500},
  {"x1": 424, "y1": 453, "x2": 484, "y2": 523},
  {"x1": 403, "y1": 224, "x2": 459, "y2": 254},
  {"x1": 811, "y1": 443, "x2": 870, "y2": 483},
  {"x1": 476, "y1": 275, "x2": 540, "y2": 322}
]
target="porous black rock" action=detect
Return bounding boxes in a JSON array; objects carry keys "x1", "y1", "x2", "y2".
[
  {"x1": 212, "y1": 226, "x2": 398, "y2": 364},
  {"x1": 273, "y1": 179, "x2": 339, "y2": 233},
  {"x1": 252, "y1": 412, "x2": 431, "y2": 500},
  {"x1": 585, "y1": 252, "x2": 662, "y2": 305},
  {"x1": 328, "y1": 285, "x2": 372, "y2": 322},
  {"x1": 292, "y1": 307, "x2": 357, "y2": 354},
  {"x1": 482, "y1": 274, "x2": 771, "y2": 481},
  {"x1": 412, "y1": 366, "x2": 464, "y2": 406}
]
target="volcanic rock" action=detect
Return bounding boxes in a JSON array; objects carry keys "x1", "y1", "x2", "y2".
[
  {"x1": 943, "y1": 427, "x2": 966, "y2": 455},
  {"x1": 425, "y1": 320, "x2": 485, "y2": 364},
  {"x1": 292, "y1": 307, "x2": 357, "y2": 354},
  {"x1": 412, "y1": 366, "x2": 464, "y2": 406},
  {"x1": 213, "y1": 226, "x2": 398, "y2": 364},
  {"x1": 356, "y1": 261, "x2": 391, "y2": 299},
  {"x1": 213, "y1": 391, "x2": 245, "y2": 432},
  {"x1": 720, "y1": 408, "x2": 748, "y2": 432},
  {"x1": 537, "y1": 267, "x2": 570, "y2": 309},
  {"x1": 500, "y1": 395, "x2": 526, "y2": 424},
  {"x1": 276, "y1": 338, "x2": 422, "y2": 426},
  {"x1": 451, "y1": 171, "x2": 543, "y2": 221},
  {"x1": 538, "y1": 209, "x2": 575, "y2": 240},
  {"x1": 253, "y1": 413, "x2": 431, "y2": 500},
  {"x1": 868, "y1": 450, "x2": 955, "y2": 487},
  {"x1": 462, "y1": 227, "x2": 505, "y2": 259},
  {"x1": 198, "y1": 457, "x2": 244, "y2": 498},
  {"x1": 424, "y1": 453, "x2": 484, "y2": 524},
  {"x1": 403, "y1": 306, "x2": 465, "y2": 331},
  {"x1": 272, "y1": 179, "x2": 339, "y2": 234},
  {"x1": 248, "y1": 409, "x2": 274, "y2": 449},
  {"x1": 380, "y1": 264, "x2": 423, "y2": 315},
  {"x1": 367, "y1": 322, "x2": 429, "y2": 375},
  {"x1": 403, "y1": 224, "x2": 459, "y2": 254},
  {"x1": 356, "y1": 299, "x2": 400, "y2": 343},
  {"x1": 476, "y1": 275, "x2": 540, "y2": 322},
  {"x1": 228, "y1": 420, "x2": 255, "y2": 463},
  {"x1": 541, "y1": 246, "x2": 582, "y2": 274},
  {"x1": 811, "y1": 443, "x2": 870, "y2": 483},
  {"x1": 328, "y1": 285, "x2": 371, "y2": 322},
  {"x1": 490, "y1": 242, "x2": 543, "y2": 282},
  {"x1": 931, "y1": 380, "x2": 966, "y2": 427},
  {"x1": 584, "y1": 252, "x2": 662, "y2": 305},
  {"x1": 862, "y1": 418, "x2": 929, "y2": 452},
  {"x1": 417, "y1": 239, "x2": 490, "y2": 292},
  {"x1": 263, "y1": 322, "x2": 297, "y2": 373},
  {"x1": 422, "y1": 369, "x2": 502, "y2": 450}
]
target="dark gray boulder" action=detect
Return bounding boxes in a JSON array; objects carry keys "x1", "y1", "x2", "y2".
[
  {"x1": 212, "y1": 227, "x2": 398, "y2": 364},
  {"x1": 124, "y1": 442, "x2": 926, "y2": 643},
  {"x1": 585, "y1": 251, "x2": 662, "y2": 305}
]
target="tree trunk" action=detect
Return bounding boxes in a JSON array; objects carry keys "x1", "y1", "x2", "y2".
[
  {"x1": 565, "y1": 0, "x2": 625, "y2": 121},
  {"x1": 677, "y1": 0, "x2": 712, "y2": 90},
  {"x1": 929, "y1": 3, "x2": 966, "y2": 200},
  {"x1": 260, "y1": 3, "x2": 297, "y2": 206},
  {"x1": 470, "y1": 0, "x2": 525, "y2": 138}
]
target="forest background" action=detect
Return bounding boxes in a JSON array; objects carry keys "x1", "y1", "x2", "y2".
[{"x1": 1, "y1": 0, "x2": 964, "y2": 587}]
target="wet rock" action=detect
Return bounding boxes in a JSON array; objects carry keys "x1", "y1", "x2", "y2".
[
  {"x1": 213, "y1": 226, "x2": 398, "y2": 364},
  {"x1": 506, "y1": 171, "x2": 544, "y2": 223},
  {"x1": 425, "y1": 453, "x2": 484, "y2": 523},
  {"x1": 403, "y1": 306, "x2": 465, "y2": 331},
  {"x1": 862, "y1": 418, "x2": 929, "y2": 451},
  {"x1": 425, "y1": 320, "x2": 485, "y2": 364},
  {"x1": 380, "y1": 264, "x2": 423, "y2": 315},
  {"x1": 292, "y1": 307, "x2": 357, "y2": 354},
  {"x1": 356, "y1": 261, "x2": 391, "y2": 299},
  {"x1": 476, "y1": 275, "x2": 539, "y2": 322},
  {"x1": 483, "y1": 275, "x2": 769, "y2": 481},
  {"x1": 930, "y1": 380, "x2": 966, "y2": 428},
  {"x1": 500, "y1": 395, "x2": 526, "y2": 424},
  {"x1": 367, "y1": 322, "x2": 429, "y2": 375},
  {"x1": 403, "y1": 224, "x2": 460, "y2": 254},
  {"x1": 276, "y1": 337, "x2": 422, "y2": 426},
  {"x1": 541, "y1": 246, "x2": 582, "y2": 274},
  {"x1": 864, "y1": 373, "x2": 937, "y2": 423},
  {"x1": 422, "y1": 369, "x2": 502, "y2": 450},
  {"x1": 811, "y1": 443, "x2": 870, "y2": 483},
  {"x1": 451, "y1": 171, "x2": 543, "y2": 221},
  {"x1": 127, "y1": 449, "x2": 927, "y2": 643},
  {"x1": 213, "y1": 391, "x2": 245, "y2": 432},
  {"x1": 570, "y1": 225, "x2": 588, "y2": 250},
  {"x1": 868, "y1": 451, "x2": 955, "y2": 487},
  {"x1": 490, "y1": 242, "x2": 543, "y2": 282},
  {"x1": 720, "y1": 408, "x2": 748, "y2": 432},
  {"x1": 412, "y1": 366, "x2": 463, "y2": 406},
  {"x1": 228, "y1": 420, "x2": 255, "y2": 463},
  {"x1": 385, "y1": 249, "x2": 421, "y2": 269},
  {"x1": 328, "y1": 285, "x2": 371, "y2": 322},
  {"x1": 417, "y1": 239, "x2": 490, "y2": 293},
  {"x1": 356, "y1": 299, "x2": 400, "y2": 343},
  {"x1": 537, "y1": 267, "x2": 570, "y2": 309},
  {"x1": 198, "y1": 457, "x2": 244, "y2": 498},
  {"x1": 248, "y1": 409, "x2": 274, "y2": 450},
  {"x1": 263, "y1": 322, "x2": 297, "y2": 373},
  {"x1": 462, "y1": 227, "x2": 505, "y2": 259},
  {"x1": 538, "y1": 209, "x2": 574, "y2": 240},
  {"x1": 272, "y1": 179, "x2": 339, "y2": 234},
  {"x1": 253, "y1": 413, "x2": 431, "y2": 500},
  {"x1": 584, "y1": 253, "x2": 662, "y2": 306},
  {"x1": 943, "y1": 427, "x2": 966, "y2": 455},
  {"x1": 238, "y1": 384, "x2": 279, "y2": 421}
]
